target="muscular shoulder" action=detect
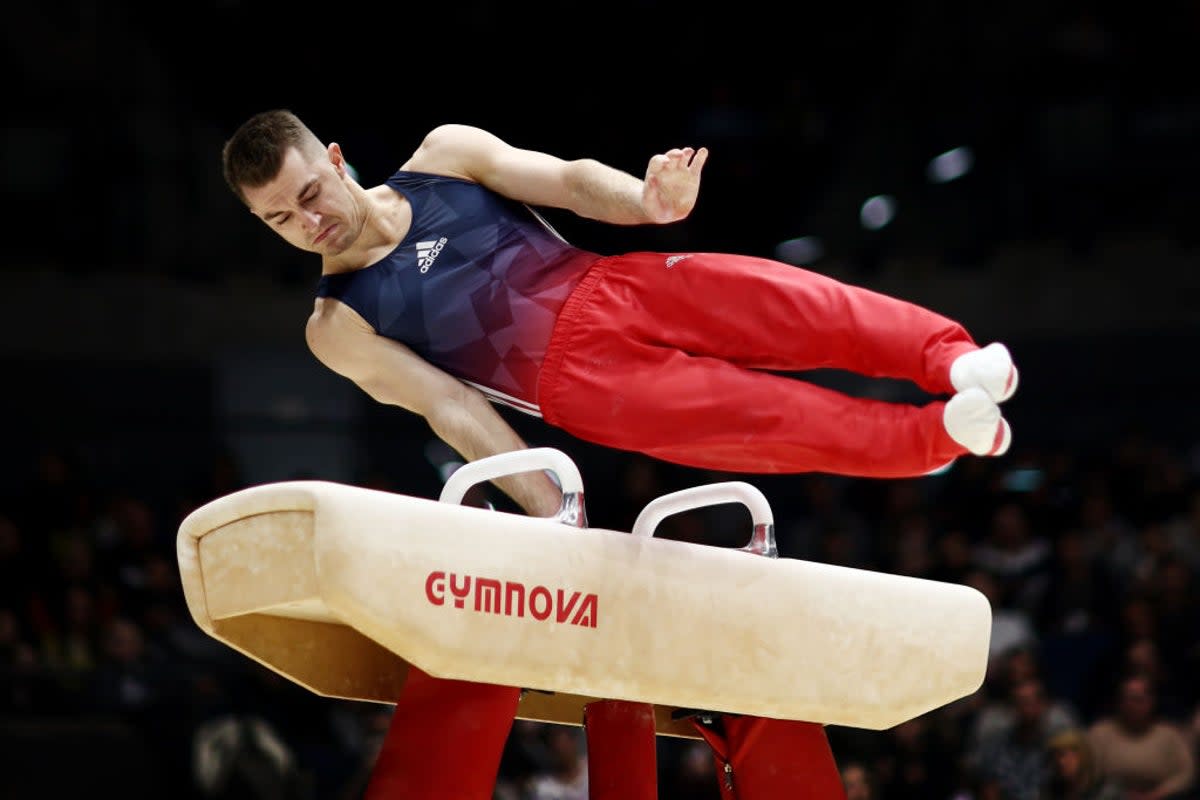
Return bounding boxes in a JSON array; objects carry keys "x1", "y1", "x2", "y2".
[
  {"x1": 402, "y1": 123, "x2": 503, "y2": 180},
  {"x1": 306, "y1": 298, "x2": 374, "y2": 366}
]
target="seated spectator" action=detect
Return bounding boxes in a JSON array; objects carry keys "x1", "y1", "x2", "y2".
[
  {"x1": 525, "y1": 725, "x2": 588, "y2": 800},
  {"x1": 970, "y1": 677, "x2": 1078, "y2": 800},
  {"x1": 1039, "y1": 728, "x2": 1123, "y2": 800},
  {"x1": 874, "y1": 715, "x2": 958, "y2": 799},
  {"x1": 930, "y1": 527, "x2": 974, "y2": 585},
  {"x1": 1088, "y1": 675, "x2": 1196, "y2": 799},
  {"x1": 38, "y1": 585, "x2": 100, "y2": 704},
  {"x1": 0, "y1": 514, "x2": 32, "y2": 611},
  {"x1": 1148, "y1": 556, "x2": 1200, "y2": 709},
  {"x1": 1036, "y1": 527, "x2": 1120, "y2": 637},
  {"x1": 973, "y1": 499, "x2": 1053, "y2": 615},
  {"x1": 0, "y1": 605, "x2": 51, "y2": 713},
  {"x1": 1165, "y1": 482, "x2": 1200, "y2": 573},
  {"x1": 1077, "y1": 488, "x2": 1140, "y2": 591},
  {"x1": 1188, "y1": 705, "x2": 1200, "y2": 773},
  {"x1": 840, "y1": 760, "x2": 876, "y2": 800},
  {"x1": 1122, "y1": 637, "x2": 1191, "y2": 723},
  {"x1": 966, "y1": 568, "x2": 1039, "y2": 666},
  {"x1": 970, "y1": 647, "x2": 1072, "y2": 751}
]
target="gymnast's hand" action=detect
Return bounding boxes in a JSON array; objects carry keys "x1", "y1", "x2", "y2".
[{"x1": 642, "y1": 146, "x2": 709, "y2": 224}]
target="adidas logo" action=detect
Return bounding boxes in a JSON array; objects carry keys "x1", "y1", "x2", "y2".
[
  {"x1": 665, "y1": 254, "x2": 692, "y2": 268},
  {"x1": 417, "y1": 237, "x2": 448, "y2": 273}
]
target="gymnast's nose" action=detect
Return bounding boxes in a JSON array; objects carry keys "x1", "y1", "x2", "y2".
[{"x1": 301, "y1": 208, "x2": 322, "y2": 231}]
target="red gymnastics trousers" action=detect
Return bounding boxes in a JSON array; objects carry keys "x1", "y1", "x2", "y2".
[{"x1": 537, "y1": 252, "x2": 981, "y2": 478}]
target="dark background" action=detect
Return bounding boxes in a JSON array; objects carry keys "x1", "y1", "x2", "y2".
[{"x1": 3, "y1": 1, "x2": 1200, "y2": 798}]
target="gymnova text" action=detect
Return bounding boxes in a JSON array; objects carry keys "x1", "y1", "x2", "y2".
[{"x1": 424, "y1": 570, "x2": 598, "y2": 628}]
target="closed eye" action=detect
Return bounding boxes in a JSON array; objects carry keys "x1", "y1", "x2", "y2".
[
  {"x1": 265, "y1": 182, "x2": 319, "y2": 227},
  {"x1": 283, "y1": 188, "x2": 318, "y2": 225}
]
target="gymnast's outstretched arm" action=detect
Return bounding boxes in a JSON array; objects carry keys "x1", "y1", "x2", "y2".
[
  {"x1": 305, "y1": 296, "x2": 563, "y2": 517},
  {"x1": 401, "y1": 122, "x2": 708, "y2": 226}
]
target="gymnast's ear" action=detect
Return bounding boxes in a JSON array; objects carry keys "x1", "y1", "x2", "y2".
[{"x1": 327, "y1": 142, "x2": 346, "y2": 174}]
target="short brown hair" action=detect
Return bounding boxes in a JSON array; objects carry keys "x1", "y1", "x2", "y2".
[{"x1": 221, "y1": 109, "x2": 325, "y2": 205}]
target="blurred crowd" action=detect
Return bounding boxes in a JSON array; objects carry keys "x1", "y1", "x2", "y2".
[{"x1": 2, "y1": 424, "x2": 1198, "y2": 798}]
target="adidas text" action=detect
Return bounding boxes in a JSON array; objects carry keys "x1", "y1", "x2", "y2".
[{"x1": 417, "y1": 237, "x2": 448, "y2": 273}]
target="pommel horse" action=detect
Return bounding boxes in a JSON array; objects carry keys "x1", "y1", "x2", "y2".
[{"x1": 177, "y1": 448, "x2": 991, "y2": 799}]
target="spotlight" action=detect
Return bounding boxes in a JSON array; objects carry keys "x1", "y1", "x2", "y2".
[
  {"x1": 775, "y1": 236, "x2": 826, "y2": 265},
  {"x1": 926, "y1": 146, "x2": 974, "y2": 184},
  {"x1": 860, "y1": 195, "x2": 896, "y2": 230}
]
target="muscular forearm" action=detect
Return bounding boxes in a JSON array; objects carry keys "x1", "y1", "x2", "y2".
[
  {"x1": 562, "y1": 158, "x2": 653, "y2": 225},
  {"x1": 427, "y1": 387, "x2": 563, "y2": 518}
]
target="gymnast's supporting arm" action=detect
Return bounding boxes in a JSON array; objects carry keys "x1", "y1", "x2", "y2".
[
  {"x1": 424, "y1": 384, "x2": 564, "y2": 518},
  {"x1": 305, "y1": 296, "x2": 564, "y2": 518}
]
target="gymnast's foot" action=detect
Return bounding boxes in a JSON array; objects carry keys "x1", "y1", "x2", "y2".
[
  {"x1": 950, "y1": 342, "x2": 1019, "y2": 403},
  {"x1": 944, "y1": 387, "x2": 1011, "y2": 456}
]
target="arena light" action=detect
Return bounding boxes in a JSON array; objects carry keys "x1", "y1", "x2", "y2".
[
  {"x1": 926, "y1": 146, "x2": 974, "y2": 184},
  {"x1": 774, "y1": 235, "x2": 825, "y2": 265},
  {"x1": 859, "y1": 195, "x2": 896, "y2": 231}
]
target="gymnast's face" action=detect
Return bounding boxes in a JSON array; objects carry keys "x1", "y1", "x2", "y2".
[{"x1": 243, "y1": 143, "x2": 361, "y2": 256}]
